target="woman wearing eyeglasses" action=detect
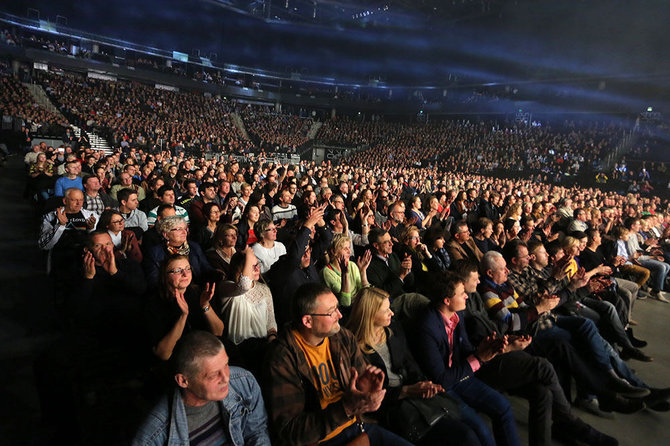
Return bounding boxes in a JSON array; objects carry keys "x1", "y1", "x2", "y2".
[
  {"x1": 98, "y1": 209, "x2": 142, "y2": 263},
  {"x1": 346, "y1": 287, "x2": 479, "y2": 446},
  {"x1": 219, "y1": 246, "x2": 277, "y2": 374},
  {"x1": 148, "y1": 254, "x2": 222, "y2": 361},
  {"x1": 143, "y1": 215, "x2": 222, "y2": 288},
  {"x1": 251, "y1": 218, "x2": 286, "y2": 274}
]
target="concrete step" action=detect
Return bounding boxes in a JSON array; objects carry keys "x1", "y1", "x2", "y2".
[
  {"x1": 230, "y1": 112, "x2": 249, "y2": 139},
  {"x1": 70, "y1": 125, "x2": 113, "y2": 155},
  {"x1": 306, "y1": 120, "x2": 323, "y2": 140},
  {"x1": 22, "y1": 83, "x2": 67, "y2": 121}
]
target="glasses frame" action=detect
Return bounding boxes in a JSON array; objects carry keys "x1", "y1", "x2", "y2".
[{"x1": 309, "y1": 306, "x2": 342, "y2": 318}]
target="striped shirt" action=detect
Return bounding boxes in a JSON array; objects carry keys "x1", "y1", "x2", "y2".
[{"x1": 185, "y1": 401, "x2": 232, "y2": 446}]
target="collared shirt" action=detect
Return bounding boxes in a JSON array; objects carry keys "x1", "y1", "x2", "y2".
[
  {"x1": 440, "y1": 311, "x2": 480, "y2": 372},
  {"x1": 617, "y1": 240, "x2": 632, "y2": 264},
  {"x1": 85, "y1": 193, "x2": 106, "y2": 215},
  {"x1": 132, "y1": 367, "x2": 271, "y2": 446},
  {"x1": 508, "y1": 266, "x2": 565, "y2": 306},
  {"x1": 375, "y1": 252, "x2": 389, "y2": 267}
]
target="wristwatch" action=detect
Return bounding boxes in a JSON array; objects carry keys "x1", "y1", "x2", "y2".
[{"x1": 201, "y1": 305, "x2": 210, "y2": 313}]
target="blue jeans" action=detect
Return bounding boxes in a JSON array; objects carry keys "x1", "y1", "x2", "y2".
[
  {"x1": 554, "y1": 315, "x2": 613, "y2": 373},
  {"x1": 451, "y1": 377, "x2": 521, "y2": 446},
  {"x1": 639, "y1": 258, "x2": 670, "y2": 291},
  {"x1": 600, "y1": 336, "x2": 647, "y2": 388},
  {"x1": 320, "y1": 422, "x2": 413, "y2": 446}
]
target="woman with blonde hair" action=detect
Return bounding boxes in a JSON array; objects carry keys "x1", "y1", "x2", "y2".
[
  {"x1": 320, "y1": 233, "x2": 371, "y2": 308},
  {"x1": 503, "y1": 203, "x2": 523, "y2": 222},
  {"x1": 346, "y1": 287, "x2": 478, "y2": 446}
]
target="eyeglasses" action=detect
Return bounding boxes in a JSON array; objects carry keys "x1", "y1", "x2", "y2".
[
  {"x1": 169, "y1": 227, "x2": 187, "y2": 233},
  {"x1": 167, "y1": 266, "x2": 192, "y2": 275},
  {"x1": 264, "y1": 227, "x2": 277, "y2": 232},
  {"x1": 110, "y1": 219, "x2": 125, "y2": 224},
  {"x1": 309, "y1": 306, "x2": 342, "y2": 318}
]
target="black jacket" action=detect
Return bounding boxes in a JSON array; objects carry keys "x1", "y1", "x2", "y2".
[{"x1": 364, "y1": 321, "x2": 426, "y2": 410}]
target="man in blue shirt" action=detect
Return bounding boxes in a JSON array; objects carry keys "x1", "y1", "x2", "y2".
[
  {"x1": 133, "y1": 331, "x2": 271, "y2": 446},
  {"x1": 54, "y1": 158, "x2": 84, "y2": 197}
]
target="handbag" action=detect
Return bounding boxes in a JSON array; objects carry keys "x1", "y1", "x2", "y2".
[{"x1": 385, "y1": 393, "x2": 461, "y2": 443}]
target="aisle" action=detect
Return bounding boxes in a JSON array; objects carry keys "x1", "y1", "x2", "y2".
[{"x1": 0, "y1": 155, "x2": 61, "y2": 445}]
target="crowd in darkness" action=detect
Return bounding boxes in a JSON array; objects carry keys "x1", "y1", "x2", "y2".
[
  {"x1": 240, "y1": 104, "x2": 314, "y2": 152},
  {"x1": 6, "y1": 61, "x2": 670, "y2": 446},
  {"x1": 1, "y1": 74, "x2": 70, "y2": 131}
]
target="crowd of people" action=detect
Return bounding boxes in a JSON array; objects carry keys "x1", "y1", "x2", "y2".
[
  {"x1": 35, "y1": 70, "x2": 251, "y2": 154},
  {"x1": 4, "y1": 57, "x2": 661, "y2": 191},
  {"x1": 240, "y1": 105, "x2": 314, "y2": 152},
  {"x1": 0, "y1": 73, "x2": 71, "y2": 133},
  {"x1": 22, "y1": 125, "x2": 670, "y2": 445}
]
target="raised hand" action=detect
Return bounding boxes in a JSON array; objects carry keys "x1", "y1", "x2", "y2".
[
  {"x1": 343, "y1": 366, "x2": 387, "y2": 417},
  {"x1": 199, "y1": 282, "x2": 216, "y2": 308},
  {"x1": 101, "y1": 243, "x2": 117, "y2": 275},
  {"x1": 305, "y1": 204, "x2": 326, "y2": 228},
  {"x1": 400, "y1": 253, "x2": 412, "y2": 274},
  {"x1": 476, "y1": 332, "x2": 507, "y2": 362},
  {"x1": 175, "y1": 289, "x2": 189, "y2": 315},
  {"x1": 83, "y1": 250, "x2": 96, "y2": 279},
  {"x1": 56, "y1": 207, "x2": 68, "y2": 226},
  {"x1": 504, "y1": 334, "x2": 533, "y2": 353},
  {"x1": 338, "y1": 254, "x2": 349, "y2": 272},
  {"x1": 121, "y1": 232, "x2": 132, "y2": 254},
  {"x1": 356, "y1": 365, "x2": 385, "y2": 394},
  {"x1": 570, "y1": 267, "x2": 588, "y2": 289},
  {"x1": 535, "y1": 291, "x2": 560, "y2": 314},
  {"x1": 356, "y1": 250, "x2": 372, "y2": 272},
  {"x1": 86, "y1": 214, "x2": 97, "y2": 230}
]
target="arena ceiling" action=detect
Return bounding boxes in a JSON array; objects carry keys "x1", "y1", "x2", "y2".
[{"x1": 5, "y1": 0, "x2": 670, "y2": 108}]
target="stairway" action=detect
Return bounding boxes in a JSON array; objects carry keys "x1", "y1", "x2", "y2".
[
  {"x1": 230, "y1": 112, "x2": 249, "y2": 139},
  {"x1": 306, "y1": 121, "x2": 323, "y2": 140},
  {"x1": 603, "y1": 131, "x2": 638, "y2": 171},
  {"x1": 22, "y1": 83, "x2": 67, "y2": 121},
  {"x1": 71, "y1": 125, "x2": 113, "y2": 155},
  {"x1": 23, "y1": 83, "x2": 112, "y2": 154}
]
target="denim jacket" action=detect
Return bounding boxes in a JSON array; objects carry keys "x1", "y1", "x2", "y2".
[{"x1": 133, "y1": 367, "x2": 271, "y2": 446}]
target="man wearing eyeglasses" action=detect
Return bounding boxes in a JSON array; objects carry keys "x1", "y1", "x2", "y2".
[
  {"x1": 265, "y1": 283, "x2": 412, "y2": 446},
  {"x1": 367, "y1": 227, "x2": 415, "y2": 300},
  {"x1": 447, "y1": 220, "x2": 483, "y2": 264}
]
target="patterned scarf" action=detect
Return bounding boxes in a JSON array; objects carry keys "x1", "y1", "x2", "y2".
[{"x1": 166, "y1": 240, "x2": 190, "y2": 256}]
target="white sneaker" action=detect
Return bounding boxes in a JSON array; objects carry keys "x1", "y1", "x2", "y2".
[{"x1": 651, "y1": 291, "x2": 670, "y2": 303}]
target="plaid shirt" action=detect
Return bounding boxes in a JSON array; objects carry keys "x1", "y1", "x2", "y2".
[
  {"x1": 84, "y1": 193, "x2": 106, "y2": 215},
  {"x1": 508, "y1": 266, "x2": 566, "y2": 307}
]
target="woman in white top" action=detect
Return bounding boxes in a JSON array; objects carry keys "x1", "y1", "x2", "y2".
[
  {"x1": 219, "y1": 246, "x2": 277, "y2": 346},
  {"x1": 252, "y1": 218, "x2": 287, "y2": 274}
]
